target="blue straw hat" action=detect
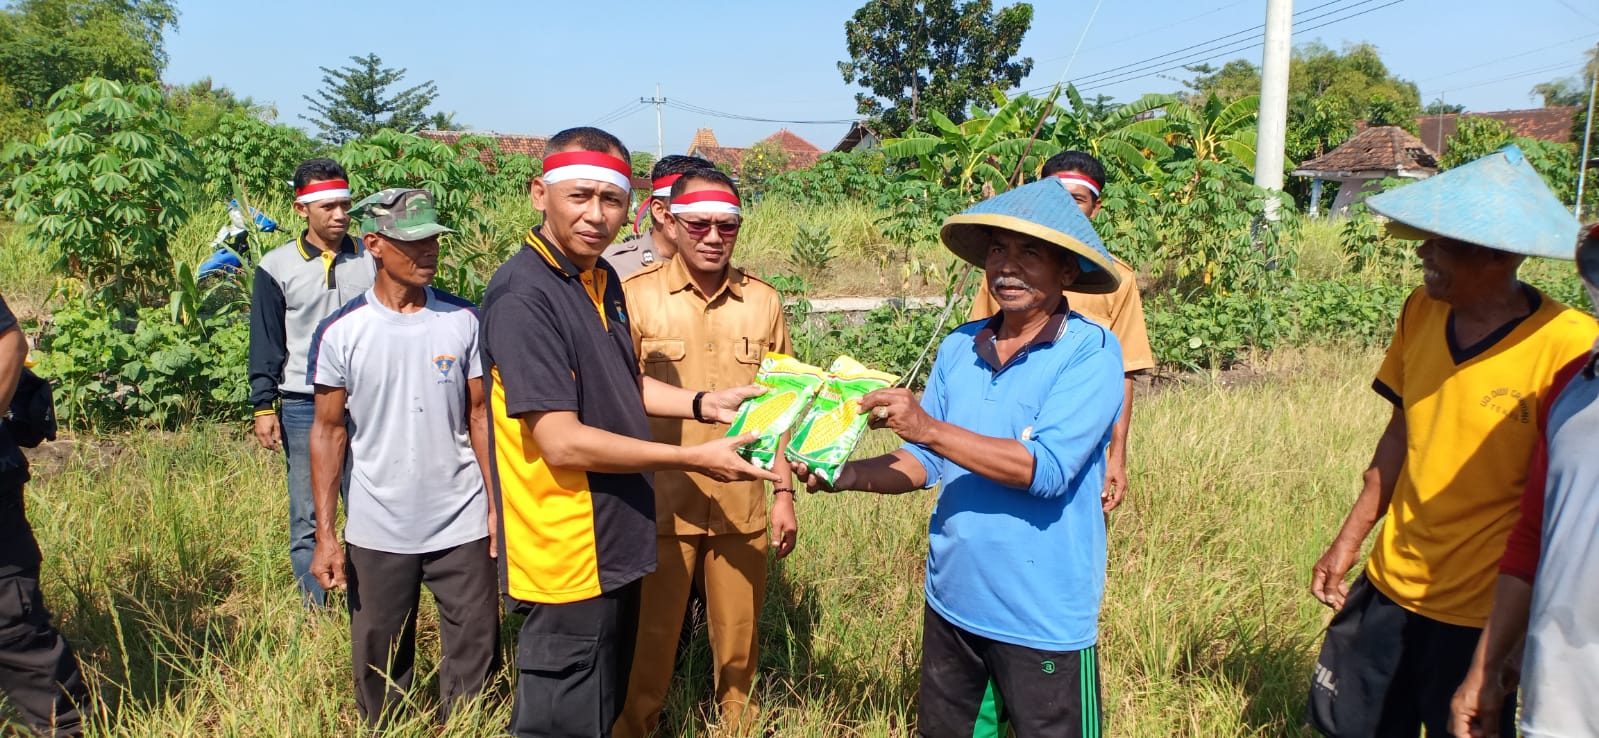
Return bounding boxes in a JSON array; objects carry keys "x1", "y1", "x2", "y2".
[
  {"x1": 940, "y1": 178, "x2": 1120, "y2": 293},
  {"x1": 1364, "y1": 145, "x2": 1581, "y2": 260}
]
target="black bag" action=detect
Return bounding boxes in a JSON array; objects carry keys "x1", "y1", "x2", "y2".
[{"x1": 3, "y1": 369, "x2": 57, "y2": 448}]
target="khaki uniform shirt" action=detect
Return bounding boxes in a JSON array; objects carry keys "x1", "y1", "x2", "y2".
[
  {"x1": 602, "y1": 229, "x2": 668, "y2": 280},
  {"x1": 969, "y1": 258, "x2": 1154, "y2": 373},
  {"x1": 623, "y1": 256, "x2": 793, "y2": 536}
]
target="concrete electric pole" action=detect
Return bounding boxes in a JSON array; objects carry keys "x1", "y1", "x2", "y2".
[
  {"x1": 1256, "y1": 0, "x2": 1293, "y2": 198},
  {"x1": 1576, "y1": 42, "x2": 1597, "y2": 219},
  {"x1": 641, "y1": 84, "x2": 667, "y2": 159}
]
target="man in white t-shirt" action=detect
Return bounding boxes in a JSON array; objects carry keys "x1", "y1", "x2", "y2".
[{"x1": 307, "y1": 188, "x2": 498, "y2": 728}]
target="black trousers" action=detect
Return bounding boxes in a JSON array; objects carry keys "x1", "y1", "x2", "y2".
[
  {"x1": 509, "y1": 581, "x2": 641, "y2": 738},
  {"x1": 1308, "y1": 575, "x2": 1516, "y2": 737},
  {"x1": 346, "y1": 539, "x2": 500, "y2": 727},
  {"x1": 917, "y1": 604, "x2": 1103, "y2": 738},
  {"x1": 0, "y1": 488, "x2": 86, "y2": 738}
]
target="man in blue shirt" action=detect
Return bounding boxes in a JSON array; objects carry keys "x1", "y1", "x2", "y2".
[{"x1": 799, "y1": 178, "x2": 1125, "y2": 738}]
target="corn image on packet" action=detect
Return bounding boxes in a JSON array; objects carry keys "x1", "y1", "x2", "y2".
[
  {"x1": 725, "y1": 353, "x2": 828, "y2": 469},
  {"x1": 786, "y1": 355, "x2": 899, "y2": 485}
]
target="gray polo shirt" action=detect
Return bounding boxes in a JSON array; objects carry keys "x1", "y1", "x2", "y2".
[
  {"x1": 307, "y1": 287, "x2": 488, "y2": 554},
  {"x1": 248, "y1": 234, "x2": 375, "y2": 409}
]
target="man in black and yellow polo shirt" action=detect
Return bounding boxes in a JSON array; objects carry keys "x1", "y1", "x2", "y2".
[{"x1": 479, "y1": 126, "x2": 777, "y2": 738}]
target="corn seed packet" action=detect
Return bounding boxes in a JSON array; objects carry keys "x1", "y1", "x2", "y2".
[
  {"x1": 725, "y1": 353, "x2": 828, "y2": 470},
  {"x1": 786, "y1": 355, "x2": 899, "y2": 485}
]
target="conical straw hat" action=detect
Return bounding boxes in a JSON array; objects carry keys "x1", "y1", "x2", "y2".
[
  {"x1": 940, "y1": 178, "x2": 1120, "y2": 294},
  {"x1": 1365, "y1": 144, "x2": 1581, "y2": 259}
]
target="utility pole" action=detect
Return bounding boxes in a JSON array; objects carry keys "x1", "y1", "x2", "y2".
[
  {"x1": 1256, "y1": 0, "x2": 1293, "y2": 204},
  {"x1": 640, "y1": 84, "x2": 667, "y2": 159},
  {"x1": 1576, "y1": 42, "x2": 1597, "y2": 219}
]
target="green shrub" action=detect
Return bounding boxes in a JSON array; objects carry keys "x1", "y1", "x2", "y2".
[
  {"x1": 195, "y1": 112, "x2": 323, "y2": 202},
  {"x1": 35, "y1": 303, "x2": 249, "y2": 430},
  {"x1": 1, "y1": 77, "x2": 195, "y2": 307},
  {"x1": 762, "y1": 151, "x2": 890, "y2": 205}
]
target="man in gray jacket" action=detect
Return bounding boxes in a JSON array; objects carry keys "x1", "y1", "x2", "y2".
[{"x1": 248, "y1": 158, "x2": 374, "y2": 606}]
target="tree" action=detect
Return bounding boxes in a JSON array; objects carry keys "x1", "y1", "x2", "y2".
[
  {"x1": 1423, "y1": 98, "x2": 1465, "y2": 115},
  {"x1": 838, "y1": 0, "x2": 1034, "y2": 137},
  {"x1": 1531, "y1": 79, "x2": 1585, "y2": 107},
  {"x1": 301, "y1": 53, "x2": 440, "y2": 144},
  {"x1": 165, "y1": 77, "x2": 275, "y2": 140},
  {"x1": 0, "y1": 0, "x2": 177, "y2": 126},
  {"x1": 1182, "y1": 60, "x2": 1261, "y2": 103}
]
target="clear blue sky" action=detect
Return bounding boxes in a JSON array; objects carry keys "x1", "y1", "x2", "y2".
[{"x1": 164, "y1": 0, "x2": 1599, "y2": 154}]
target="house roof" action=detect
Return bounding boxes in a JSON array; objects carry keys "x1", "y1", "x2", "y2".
[
  {"x1": 831, "y1": 120, "x2": 881, "y2": 152},
  {"x1": 688, "y1": 128, "x2": 720, "y2": 154},
  {"x1": 1292, "y1": 125, "x2": 1438, "y2": 178},
  {"x1": 417, "y1": 130, "x2": 548, "y2": 161},
  {"x1": 1415, "y1": 107, "x2": 1579, "y2": 155},
  {"x1": 686, "y1": 128, "x2": 822, "y2": 174}
]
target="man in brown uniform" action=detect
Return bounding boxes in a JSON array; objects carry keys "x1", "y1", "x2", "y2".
[
  {"x1": 616, "y1": 168, "x2": 797, "y2": 737},
  {"x1": 603, "y1": 155, "x2": 714, "y2": 279},
  {"x1": 968, "y1": 151, "x2": 1152, "y2": 511}
]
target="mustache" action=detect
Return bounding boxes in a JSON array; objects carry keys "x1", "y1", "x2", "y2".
[{"x1": 991, "y1": 276, "x2": 1034, "y2": 291}]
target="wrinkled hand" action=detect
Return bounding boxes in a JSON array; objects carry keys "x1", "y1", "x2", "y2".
[
  {"x1": 254, "y1": 413, "x2": 282, "y2": 452},
  {"x1": 1310, "y1": 540, "x2": 1359, "y2": 610},
  {"x1": 770, "y1": 493, "x2": 797, "y2": 559},
  {"x1": 1102, "y1": 456, "x2": 1128, "y2": 512},
  {"x1": 310, "y1": 536, "x2": 346, "y2": 591},
  {"x1": 702, "y1": 385, "x2": 766, "y2": 424},
  {"x1": 860, "y1": 388, "x2": 937, "y2": 444},
  {"x1": 792, "y1": 459, "x2": 857, "y2": 494},
  {"x1": 685, "y1": 434, "x2": 781, "y2": 483},
  {"x1": 1449, "y1": 666, "x2": 1506, "y2": 738}
]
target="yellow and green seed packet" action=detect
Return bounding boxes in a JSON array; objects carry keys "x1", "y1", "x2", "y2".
[
  {"x1": 786, "y1": 355, "x2": 899, "y2": 485},
  {"x1": 726, "y1": 353, "x2": 828, "y2": 469}
]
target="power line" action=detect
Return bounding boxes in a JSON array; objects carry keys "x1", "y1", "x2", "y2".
[
  {"x1": 1025, "y1": 0, "x2": 1375, "y2": 95},
  {"x1": 586, "y1": 101, "x2": 644, "y2": 127},
  {"x1": 1417, "y1": 32, "x2": 1596, "y2": 84},
  {"x1": 1549, "y1": 0, "x2": 1599, "y2": 25},
  {"x1": 1435, "y1": 61, "x2": 1585, "y2": 95},
  {"x1": 1072, "y1": 0, "x2": 1407, "y2": 94},
  {"x1": 664, "y1": 99, "x2": 858, "y2": 126}
]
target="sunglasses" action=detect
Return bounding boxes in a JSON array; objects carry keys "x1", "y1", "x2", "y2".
[{"x1": 675, "y1": 217, "x2": 741, "y2": 239}]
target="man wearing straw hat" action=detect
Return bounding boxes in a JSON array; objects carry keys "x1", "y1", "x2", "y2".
[
  {"x1": 798, "y1": 178, "x2": 1125, "y2": 737},
  {"x1": 1306, "y1": 146, "x2": 1599, "y2": 737},
  {"x1": 969, "y1": 151, "x2": 1152, "y2": 512},
  {"x1": 1449, "y1": 222, "x2": 1599, "y2": 738}
]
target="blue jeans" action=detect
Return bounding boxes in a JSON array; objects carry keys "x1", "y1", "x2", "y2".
[{"x1": 279, "y1": 397, "x2": 348, "y2": 607}]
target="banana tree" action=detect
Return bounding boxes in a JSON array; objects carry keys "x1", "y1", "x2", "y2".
[
  {"x1": 1044, "y1": 84, "x2": 1177, "y2": 180},
  {"x1": 880, "y1": 90, "x2": 1060, "y2": 198},
  {"x1": 1165, "y1": 93, "x2": 1260, "y2": 173}
]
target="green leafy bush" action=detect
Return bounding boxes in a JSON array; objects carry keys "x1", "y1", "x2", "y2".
[
  {"x1": 195, "y1": 112, "x2": 323, "y2": 202},
  {"x1": 35, "y1": 304, "x2": 249, "y2": 430},
  {"x1": 762, "y1": 151, "x2": 890, "y2": 205},
  {"x1": 1, "y1": 77, "x2": 194, "y2": 306},
  {"x1": 335, "y1": 130, "x2": 499, "y2": 230}
]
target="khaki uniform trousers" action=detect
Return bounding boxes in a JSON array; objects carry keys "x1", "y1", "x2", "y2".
[{"x1": 616, "y1": 530, "x2": 767, "y2": 737}]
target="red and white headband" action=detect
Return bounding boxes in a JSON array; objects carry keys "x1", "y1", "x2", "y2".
[
  {"x1": 542, "y1": 151, "x2": 632, "y2": 193},
  {"x1": 670, "y1": 189, "x2": 741, "y2": 216},
  {"x1": 296, "y1": 179, "x2": 351, "y2": 204},
  {"x1": 1053, "y1": 172, "x2": 1102, "y2": 198},
  {"x1": 651, "y1": 173, "x2": 683, "y2": 198}
]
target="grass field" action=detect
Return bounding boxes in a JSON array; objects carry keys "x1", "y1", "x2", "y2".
[{"x1": 10, "y1": 344, "x2": 1385, "y2": 736}]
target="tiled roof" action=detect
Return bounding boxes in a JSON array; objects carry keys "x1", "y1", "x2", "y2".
[
  {"x1": 417, "y1": 130, "x2": 548, "y2": 161},
  {"x1": 1293, "y1": 125, "x2": 1438, "y2": 177},
  {"x1": 831, "y1": 120, "x2": 881, "y2": 152},
  {"x1": 688, "y1": 127, "x2": 720, "y2": 153},
  {"x1": 686, "y1": 128, "x2": 822, "y2": 175},
  {"x1": 762, "y1": 128, "x2": 821, "y2": 152},
  {"x1": 1414, "y1": 107, "x2": 1579, "y2": 155}
]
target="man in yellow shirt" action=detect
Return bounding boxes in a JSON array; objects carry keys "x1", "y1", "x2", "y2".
[
  {"x1": 969, "y1": 151, "x2": 1152, "y2": 511},
  {"x1": 1305, "y1": 145, "x2": 1599, "y2": 737},
  {"x1": 616, "y1": 168, "x2": 796, "y2": 737}
]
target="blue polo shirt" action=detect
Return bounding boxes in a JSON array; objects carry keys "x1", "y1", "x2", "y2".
[{"x1": 904, "y1": 302, "x2": 1124, "y2": 651}]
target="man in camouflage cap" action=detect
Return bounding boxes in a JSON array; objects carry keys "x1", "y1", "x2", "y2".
[{"x1": 307, "y1": 187, "x2": 500, "y2": 727}]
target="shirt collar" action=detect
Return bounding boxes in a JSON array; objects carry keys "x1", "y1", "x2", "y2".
[
  {"x1": 972, "y1": 299, "x2": 1072, "y2": 372},
  {"x1": 665, "y1": 253, "x2": 743, "y2": 300},
  {"x1": 297, "y1": 232, "x2": 359, "y2": 260},
  {"x1": 525, "y1": 226, "x2": 584, "y2": 278}
]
